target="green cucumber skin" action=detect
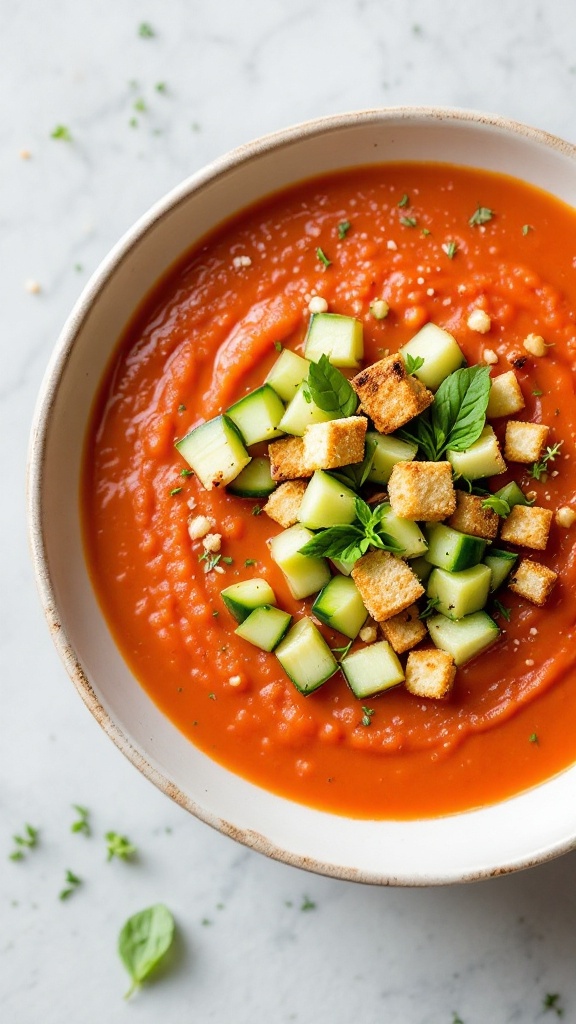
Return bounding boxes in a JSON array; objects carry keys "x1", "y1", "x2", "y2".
[
  {"x1": 425, "y1": 524, "x2": 486, "y2": 572},
  {"x1": 234, "y1": 605, "x2": 292, "y2": 651},
  {"x1": 227, "y1": 457, "x2": 276, "y2": 498},
  {"x1": 311, "y1": 576, "x2": 368, "y2": 640},
  {"x1": 220, "y1": 579, "x2": 276, "y2": 623},
  {"x1": 175, "y1": 414, "x2": 250, "y2": 489}
]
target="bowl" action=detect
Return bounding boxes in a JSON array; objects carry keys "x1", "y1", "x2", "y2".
[{"x1": 28, "y1": 107, "x2": 576, "y2": 885}]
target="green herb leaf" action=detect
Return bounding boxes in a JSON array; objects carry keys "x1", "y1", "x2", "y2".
[
  {"x1": 106, "y1": 832, "x2": 137, "y2": 862},
  {"x1": 274, "y1": 340, "x2": 283, "y2": 352},
  {"x1": 179, "y1": 468, "x2": 193, "y2": 477},
  {"x1": 316, "y1": 247, "x2": 331, "y2": 268},
  {"x1": 469, "y1": 205, "x2": 495, "y2": 226},
  {"x1": 118, "y1": 904, "x2": 175, "y2": 999},
  {"x1": 59, "y1": 869, "x2": 82, "y2": 900},
  {"x1": 298, "y1": 499, "x2": 402, "y2": 564},
  {"x1": 329, "y1": 438, "x2": 377, "y2": 491},
  {"x1": 244, "y1": 558, "x2": 257, "y2": 567},
  {"x1": 529, "y1": 732, "x2": 539, "y2": 745},
  {"x1": 400, "y1": 216, "x2": 417, "y2": 228},
  {"x1": 300, "y1": 896, "x2": 316, "y2": 911},
  {"x1": 543, "y1": 992, "x2": 564, "y2": 1016},
  {"x1": 51, "y1": 125, "x2": 72, "y2": 142},
  {"x1": 419, "y1": 596, "x2": 440, "y2": 620},
  {"x1": 361, "y1": 706, "x2": 375, "y2": 726},
  {"x1": 169, "y1": 486, "x2": 183, "y2": 496},
  {"x1": 71, "y1": 805, "x2": 91, "y2": 836},
  {"x1": 337, "y1": 220, "x2": 351, "y2": 239},
  {"x1": 530, "y1": 441, "x2": 563, "y2": 480},
  {"x1": 307, "y1": 355, "x2": 358, "y2": 417},
  {"x1": 9, "y1": 823, "x2": 39, "y2": 860},
  {"x1": 443, "y1": 240, "x2": 458, "y2": 259},
  {"x1": 405, "y1": 353, "x2": 425, "y2": 375},
  {"x1": 398, "y1": 194, "x2": 409, "y2": 208},
  {"x1": 481, "y1": 495, "x2": 510, "y2": 518},
  {"x1": 138, "y1": 22, "x2": 155, "y2": 37},
  {"x1": 331, "y1": 639, "x2": 353, "y2": 659},
  {"x1": 399, "y1": 365, "x2": 491, "y2": 460},
  {"x1": 522, "y1": 224, "x2": 534, "y2": 236},
  {"x1": 493, "y1": 599, "x2": 511, "y2": 622},
  {"x1": 299, "y1": 524, "x2": 365, "y2": 561}
]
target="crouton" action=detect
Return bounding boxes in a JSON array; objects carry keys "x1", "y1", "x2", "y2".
[
  {"x1": 405, "y1": 648, "x2": 456, "y2": 699},
  {"x1": 504, "y1": 421, "x2": 549, "y2": 463},
  {"x1": 351, "y1": 354, "x2": 433, "y2": 434},
  {"x1": 486, "y1": 370, "x2": 525, "y2": 419},
  {"x1": 508, "y1": 558, "x2": 558, "y2": 606},
  {"x1": 263, "y1": 480, "x2": 307, "y2": 528},
  {"x1": 500, "y1": 504, "x2": 553, "y2": 550},
  {"x1": 387, "y1": 460, "x2": 456, "y2": 521},
  {"x1": 268, "y1": 436, "x2": 313, "y2": 482},
  {"x1": 379, "y1": 603, "x2": 427, "y2": 654},
  {"x1": 447, "y1": 491, "x2": 499, "y2": 540},
  {"x1": 302, "y1": 415, "x2": 367, "y2": 471},
  {"x1": 351, "y1": 550, "x2": 424, "y2": 622}
]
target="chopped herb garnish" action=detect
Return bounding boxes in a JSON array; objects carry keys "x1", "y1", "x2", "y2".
[
  {"x1": 529, "y1": 441, "x2": 563, "y2": 481},
  {"x1": 532, "y1": 388, "x2": 543, "y2": 397},
  {"x1": 179, "y1": 468, "x2": 193, "y2": 477},
  {"x1": 543, "y1": 993, "x2": 564, "y2": 1016},
  {"x1": 105, "y1": 831, "x2": 137, "y2": 862},
  {"x1": 419, "y1": 596, "x2": 440, "y2": 620},
  {"x1": 529, "y1": 732, "x2": 539, "y2": 744},
  {"x1": 443, "y1": 240, "x2": 458, "y2": 259},
  {"x1": 405, "y1": 353, "x2": 425, "y2": 375},
  {"x1": 118, "y1": 904, "x2": 175, "y2": 999},
  {"x1": 337, "y1": 220, "x2": 351, "y2": 239},
  {"x1": 397, "y1": 364, "x2": 492, "y2": 461},
  {"x1": 221, "y1": 556, "x2": 233, "y2": 565},
  {"x1": 59, "y1": 869, "x2": 82, "y2": 900},
  {"x1": 400, "y1": 216, "x2": 417, "y2": 228},
  {"x1": 299, "y1": 498, "x2": 403, "y2": 564},
  {"x1": 9, "y1": 824, "x2": 39, "y2": 861},
  {"x1": 138, "y1": 21, "x2": 155, "y2": 37},
  {"x1": 212, "y1": 609, "x2": 219, "y2": 617},
  {"x1": 302, "y1": 386, "x2": 312, "y2": 404},
  {"x1": 129, "y1": 117, "x2": 139, "y2": 128},
  {"x1": 244, "y1": 558, "x2": 257, "y2": 567},
  {"x1": 169, "y1": 486, "x2": 183, "y2": 496},
  {"x1": 51, "y1": 125, "x2": 72, "y2": 142},
  {"x1": 74, "y1": 263, "x2": 83, "y2": 272},
  {"x1": 361, "y1": 706, "x2": 375, "y2": 726},
  {"x1": 452, "y1": 1015, "x2": 465, "y2": 1024},
  {"x1": 208, "y1": 692, "x2": 216, "y2": 700},
  {"x1": 522, "y1": 224, "x2": 534, "y2": 236},
  {"x1": 316, "y1": 247, "x2": 331, "y2": 268},
  {"x1": 274, "y1": 341, "x2": 283, "y2": 352},
  {"x1": 493, "y1": 599, "x2": 511, "y2": 622},
  {"x1": 251, "y1": 505, "x2": 262, "y2": 516},
  {"x1": 421, "y1": 227, "x2": 431, "y2": 237},
  {"x1": 331, "y1": 639, "x2": 353, "y2": 660},
  {"x1": 398, "y1": 193, "x2": 409, "y2": 208},
  {"x1": 481, "y1": 495, "x2": 510, "y2": 517},
  {"x1": 469, "y1": 205, "x2": 495, "y2": 226},
  {"x1": 300, "y1": 896, "x2": 316, "y2": 911},
  {"x1": 307, "y1": 354, "x2": 358, "y2": 417},
  {"x1": 134, "y1": 98, "x2": 147, "y2": 113},
  {"x1": 199, "y1": 551, "x2": 222, "y2": 571},
  {"x1": 71, "y1": 805, "x2": 91, "y2": 836},
  {"x1": 155, "y1": 81, "x2": 167, "y2": 93}
]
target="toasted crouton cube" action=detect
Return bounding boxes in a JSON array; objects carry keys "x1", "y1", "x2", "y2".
[
  {"x1": 351, "y1": 550, "x2": 424, "y2": 622},
  {"x1": 263, "y1": 480, "x2": 307, "y2": 528},
  {"x1": 387, "y1": 460, "x2": 456, "y2": 521},
  {"x1": 351, "y1": 354, "x2": 433, "y2": 434},
  {"x1": 379, "y1": 603, "x2": 427, "y2": 654},
  {"x1": 504, "y1": 420, "x2": 549, "y2": 463},
  {"x1": 268, "y1": 436, "x2": 313, "y2": 482},
  {"x1": 500, "y1": 504, "x2": 553, "y2": 550},
  {"x1": 447, "y1": 491, "x2": 499, "y2": 540},
  {"x1": 405, "y1": 648, "x2": 456, "y2": 699},
  {"x1": 486, "y1": 370, "x2": 525, "y2": 419},
  {"x1": 302, "y1": 415, "x2": 367, "y2": 471},
  {"x1": 508, "y1": 558, "x2": 558, "y2": 606}
]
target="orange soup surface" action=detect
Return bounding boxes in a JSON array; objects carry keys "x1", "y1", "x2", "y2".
[{"x1": 83, "y1": 163, "x2": 576, "y2": 819}]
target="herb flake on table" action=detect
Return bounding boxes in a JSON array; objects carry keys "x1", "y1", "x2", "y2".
[
  {"x1": 71, "y1": 805, "x2": 91, "y2": 836},
  {"x1": 50, "y1": 125, "x2": 72, "y2": 142},
  {"x1": 300, "y1": 896, "x2": 316, "y2": 911},
  {"x1": 106, "y1": 832, "x2": 137, "y2": 861},
  {"x1": 138, "y1": 22, "x2": 155, "y2": 37},
  {"x1": 118, "y1": 904, "x2": 175, "y2": 999},
  {"x1": 59, "y1": 869, "x2": 82, "y2": 900},
  {"x1": 9, "y1": 823, "x2": 39, "y2": 861},
  {"x1": 543, "y1": 992, "x2": 564, "y2": 1016}
]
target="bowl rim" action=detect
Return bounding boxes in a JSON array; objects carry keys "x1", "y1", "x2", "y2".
[{"x1": 27, "y1": 105, "x2": 576, "y2": 886}]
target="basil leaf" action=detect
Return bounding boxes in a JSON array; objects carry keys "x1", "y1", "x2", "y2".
[
  {"x1": 354, "y1": 496, "x2": 373, "y2": 527},
  {"x1": 298, "y1": 525, "x2": 364, "y2": 560},
  {"x1": 308, "y1": 355, "x2": 358, "y2": 417},
  {"x1": 397, "y1": 410, "x2": 438, "y2": 461},
  {"x1": 432, "y1": 365, "x2": 491, "y2": 455},
  {"x1": 119, "y1": 904, "x2": 175, "y2": 999},
  {"x1": 405, "y1": 353, "x2": 425, "y2": 374},
  {"x1": 481, "y1": 495, "x2": 510, "y2": 517}
]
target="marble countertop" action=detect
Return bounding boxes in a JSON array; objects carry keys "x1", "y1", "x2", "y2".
[{"x1": 3, "y1": 1, "x2": 576, "y2": 1021}]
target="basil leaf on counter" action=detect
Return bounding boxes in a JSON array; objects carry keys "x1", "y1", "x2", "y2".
[{"x1": 119, "y1": 904, "x2": 175, "y2": 999}]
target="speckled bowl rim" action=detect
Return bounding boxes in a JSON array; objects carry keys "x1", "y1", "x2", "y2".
[{"x1": 27, "y1": 106, "x2": 576, "y2": 885}]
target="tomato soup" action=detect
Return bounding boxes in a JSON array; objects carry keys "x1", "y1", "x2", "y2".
[{"x1": 82, "y1": 163, "x2": 576, "y2": 819}]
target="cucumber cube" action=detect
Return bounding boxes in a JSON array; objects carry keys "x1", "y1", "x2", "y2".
[
  {"x1": 427, "y1": 610, "x2": 500, "y2": 666},
  {"x1": 278, "y1": 382, "x2": 338, "y2": 436},
  {"x1": 341, "y1": 641, "x2": 405, "y2": 699},
  {"x1": 447, "y1": 426, "x2": 506, "y2": 480},
  {"x1": 265, "y1": 349, "x2": 310, "y2": 402},
  {"x1": 366, "y1": 431, "x2": 418, "y2": 485},
  {"x1": 221, "y1": 578, "x2": 276, "y2": 623},
  {"x1": 234, "y1": 605, "x2": 292, "y2": 651},
  {"x1": 275, "y1": 617, "x2": 338, "y2": 694},
  {"x1": 493, "y1": 480, "x2": 532, "y2": 510},
  {"x1": 175, "y1": 414, "x2": 250, "y2": 490},
  {"x1": 425, "y1": 523, "x2": 486, "y2": 571},
  {"x1": 268, "y1": 524, "x2": 331, "y2": 599},
  {"x1": 298, "y1": 471, "x2": 358, "y2": 530},
  {"x1": 379, "y1": 506, "x2": 428, "y2": 559},
  {"x1": 399, "y1": 322, "x2": 465, "y2": 390},
  {"x1": 427, "y1": 564, "x2": 492, "y2": 620},
  {"x1": 409, "y1": 555, "x2": 434, "y2": 585},
  {"x1": 483, "y1": 548, "x2": 518, "y2": 592},
  {"x1": 304, "y1": 312, "x2": 364, "y2": 368},
  {"x1": 227, "y1": 457, "x2": 276, "y2": 498},
  {"x1": 226, "y1": 384, "x2": 285, "y2": 446},
  {"x1": 312, "y1": 576, "x2": 368, "y2": 639}
]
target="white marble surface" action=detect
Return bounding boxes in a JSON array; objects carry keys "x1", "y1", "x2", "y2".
[{"x1": 3, "y1": 1, "x2": 576, "y2": 1020}]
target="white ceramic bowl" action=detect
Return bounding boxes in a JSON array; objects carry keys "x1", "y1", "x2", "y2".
[{"x1": 28, "y1": 107, "x2": 576, "y2": 885}]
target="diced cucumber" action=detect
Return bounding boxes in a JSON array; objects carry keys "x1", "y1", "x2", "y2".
[
  {"x1": 409, "y1": 555, "x2": 434, "y2": 585},
  {"x1": 493, "y1": 480, "x2": 532, "y2": 510},
  {"x1": 379, "y1": 505, "x2": 428, "y2": 559},
  {"x1": 175, "y1": 414, "x2": 250, "y2": 490},
  {"x1": 447, "y1": 426, "x2": 506, "y2": 480},
  {"x1": 220, "y1": 578, "x2": 276, "y2": 623},
  {"x1": 365, "y1": 431, "x2": 418, "y2": 485},
  {"x1": 341, "y1": 640, "x2": 405, "y2": 699},
  {"x1": 427, "y1": 610, "x2": 500, "y2": 666},
  {"x1": 330, "y1": 557, "x2": 355, "y2": 577},
  {"x1": 484, "y1": 548, "x2": 518, "y2": 592},
  {"x1": 268, "y1": 524, "x2": 331, "y2": 599},
  {"x1": 278, "y1": 382, "x2": 338, "y2": 436},
  {"x1": 234, "y1": 605, "x2": 292, "y2": 651},
  {"x1": 275, "y1": 617, "x2": 338, "y2": 694},
  {"x1": 312, "y1": 576, "x2": 368, "y2": 640},
  {"x1": 265, "y1": 349, "x2": 310, "y2": 402},
  {"x1": 304, "y1": 312, "x2": 363, "y2": 368},
  {"x1": 425, "y1": 523, "x2": 486, "y2": 571},
  {"x1": 298, "y1": 471, "x2": 358, "y2": 530},
  {"x1": 427, "y1": 564, "x2": 492, "y2": 620},
  {"x1": 399, "y1": 323, "x2": 465, "y2": 390},
  {"x1": 226, "y1": 384, "x2": 285, "y2": 446},
  {"x1": 227, "y1": 457, "x2": 276, "y2": 498}
]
